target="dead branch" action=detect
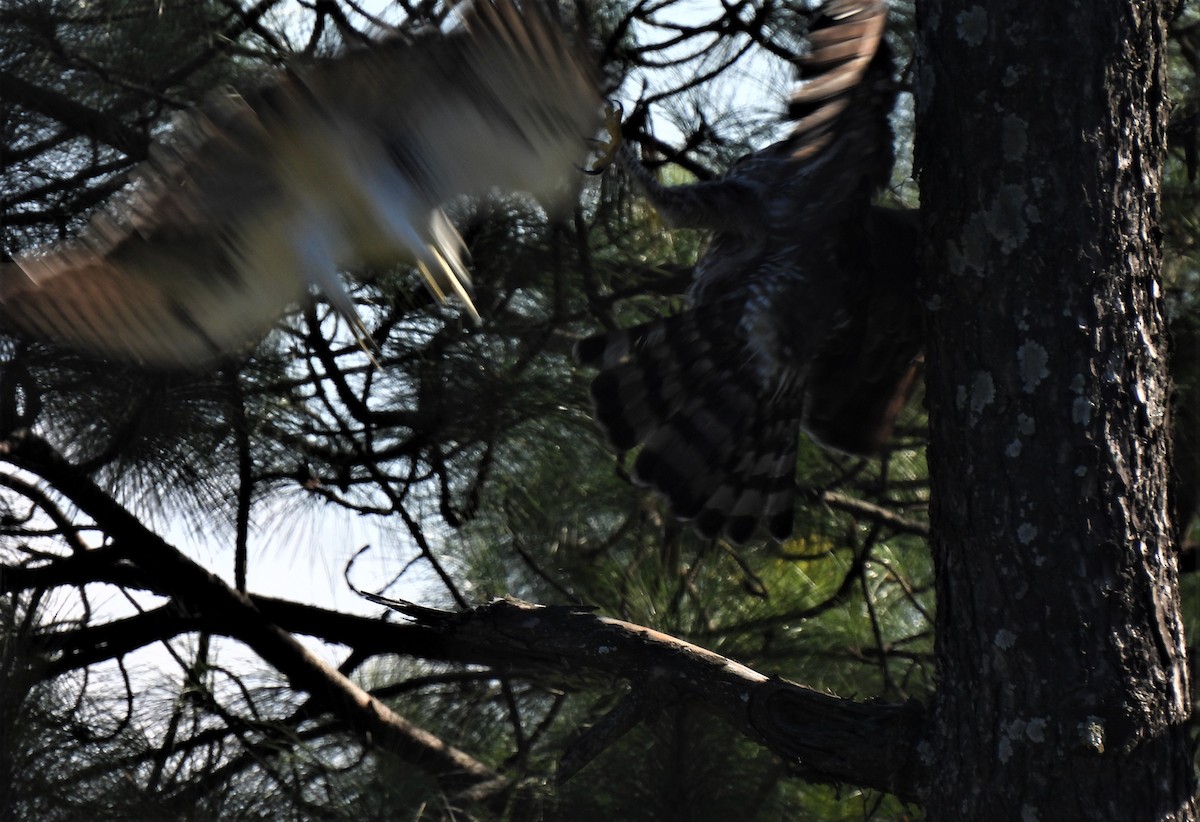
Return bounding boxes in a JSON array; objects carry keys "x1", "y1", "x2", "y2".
[{"x1": 374, "y1": 596, "x2": 926, "y2": 801}]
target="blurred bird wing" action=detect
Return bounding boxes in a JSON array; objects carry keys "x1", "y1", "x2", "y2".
[
  {"x1": 1, "y1": 0, "x2": 601, "y2": 365},
  {"x1": 3, "y1": 235, "x2": 307, "y2": 365},
  {"x1": 784, "y1": 0, "x2": 887, "y2": 162},
  {"x1": 303, "y1": 0, "x2": 602, "y2": 206}
]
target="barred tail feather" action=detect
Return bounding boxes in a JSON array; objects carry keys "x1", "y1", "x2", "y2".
[
  {"x1": 698, "y1": 415, "x2": 800, "y2": 543},
  {"x1": 577, "y1": 309, "x2": 801, "y2": 543}
]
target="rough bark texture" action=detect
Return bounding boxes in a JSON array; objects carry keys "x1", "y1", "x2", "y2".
[{"x1": 915, "y1": 1, "x2": 1197, "y2": 819}]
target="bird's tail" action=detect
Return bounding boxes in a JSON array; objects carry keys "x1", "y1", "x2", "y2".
[{"x1": 576, "y1": 306, "x2": 801, "y2": 544}]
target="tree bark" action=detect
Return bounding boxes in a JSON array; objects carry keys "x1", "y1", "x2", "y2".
[{"x1": 915, "y1": 1, "x2": 1197, "y2": 819}]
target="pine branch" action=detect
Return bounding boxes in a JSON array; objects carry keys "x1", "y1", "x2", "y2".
[
  {"x1": 0, "y1": 70, "x2": 149, "y2": 158},
  {"x1": 0, "y1": 430, "x2": 506, "y2": 801},
  {"x1": 371, "y1": 596, "x2": 926, "y2": 800}
]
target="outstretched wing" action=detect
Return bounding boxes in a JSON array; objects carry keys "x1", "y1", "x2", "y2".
[
  {"x1": 1, "y1": 0, "x2": 600, "y2": 366},
  {"x1": 785, "y1": 0, "x2": 889, "y2": 165},
  {"x1": 578, "y1": 0, "x2": 914, "y2": 543}
]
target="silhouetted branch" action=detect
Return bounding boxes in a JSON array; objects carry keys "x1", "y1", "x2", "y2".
[
  {"x1": 0, "y1": 71, "x2": 149, "y2": 158},
  {"x1": 0, "y1": 430, "x2": 506, "y2": 800},
  {"x1": 371, "y1": 596, "x2": 925, "y2": 800}
]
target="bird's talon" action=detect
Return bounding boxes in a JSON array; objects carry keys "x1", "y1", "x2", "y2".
[{"x1": 586, "y1": 101, "x2": 624, "y2": 173}]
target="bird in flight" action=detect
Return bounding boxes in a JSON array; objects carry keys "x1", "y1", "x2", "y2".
[
  {"x1": 0, "y1": 0, "x2": 600, "y2": 366},
  {"x1": 577, "y1": 0, "x2": 922, "y2": 543}
]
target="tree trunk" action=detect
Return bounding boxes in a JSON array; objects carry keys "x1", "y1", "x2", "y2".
[{"x1": 915, "y1": 1, "x2": 1197, "y2": 819}]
